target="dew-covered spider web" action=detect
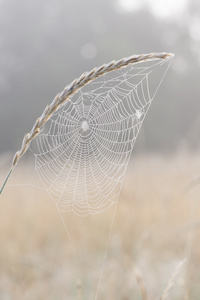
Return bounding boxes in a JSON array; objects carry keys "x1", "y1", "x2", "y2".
[
  {"x1": 30, "y1": 57, "x2": 172, "y2": 217},
  {"x1": 27, "y1": 56, "x2": 172, "y2": 299}
]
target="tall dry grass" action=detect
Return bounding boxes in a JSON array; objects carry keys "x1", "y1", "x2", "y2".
[{"x1": 0, "y1": 151, "x2": 200, "y2": 299}]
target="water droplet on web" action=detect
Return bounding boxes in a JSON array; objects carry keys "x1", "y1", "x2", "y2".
[{"x1": 81, "y1": 120, "x2": 89, "y2": 132}]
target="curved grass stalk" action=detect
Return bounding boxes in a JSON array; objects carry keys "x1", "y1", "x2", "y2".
[{"x1": 0, "y1": 52, "x2": 174, "y2": 195}]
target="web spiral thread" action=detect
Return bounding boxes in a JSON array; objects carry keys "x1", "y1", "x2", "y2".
[{"x1": 31, "y1": 56, "x2": 173, "y2": 216}]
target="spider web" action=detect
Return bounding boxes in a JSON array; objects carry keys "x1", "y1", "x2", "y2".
[
  {"x1": 24, "y1": 56, "x2": 173, "y2": 299},
  {"x1": 30, "y1": 57, "x2": 172, "y2": 217}
]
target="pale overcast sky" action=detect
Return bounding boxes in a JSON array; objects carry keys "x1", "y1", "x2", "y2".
[{"x1": 117, "y1": 0, "x2": 188, "y2": 19}]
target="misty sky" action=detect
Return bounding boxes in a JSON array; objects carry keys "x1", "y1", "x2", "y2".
[{"x1": 0, "y1": 0, "x2": 200, "y2": 158}]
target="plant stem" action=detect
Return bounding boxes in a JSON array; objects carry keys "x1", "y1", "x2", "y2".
[{"x1": 0, "y1": 168, "x2": 13, "y2": 195}]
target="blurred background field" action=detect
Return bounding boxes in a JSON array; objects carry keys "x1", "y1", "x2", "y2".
[
  {"x1": 1, "y1": 0, "x2": 200, "y2": 299},
  {"x1": 1, "y1": 152, "x2": 200, "y2": 299}
]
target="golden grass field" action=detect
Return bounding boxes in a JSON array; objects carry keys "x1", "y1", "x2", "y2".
[{"x1": 1, "y1": 151, "x2": 200, "y2": 300}]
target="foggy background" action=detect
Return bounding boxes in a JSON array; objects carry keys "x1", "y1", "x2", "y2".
[
  {"x1": 0, "y1": 0, "x2": 200, "y2": 156},
  {"x1": 1, "y1": 2, "x2": 200, "y2": 298}
]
